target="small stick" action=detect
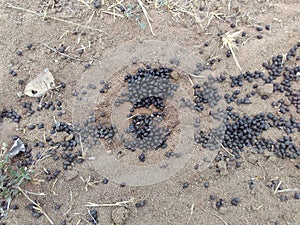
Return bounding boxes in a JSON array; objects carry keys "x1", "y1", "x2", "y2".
[
  {"x1": 86, "y1": 198, "x2": 134, "y2": 207},
  {"x1": 137, "y1": 0, "x2": 155, "y2": 35}
]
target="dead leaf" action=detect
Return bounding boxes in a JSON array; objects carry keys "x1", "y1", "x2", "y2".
[{"x1": 24, "y1": 68, "x2": 55, "y2": 97}]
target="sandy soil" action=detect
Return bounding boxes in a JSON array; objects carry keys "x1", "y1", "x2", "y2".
[{"x1": 0, "y1": 0, "x2": 299, "y2": 225}]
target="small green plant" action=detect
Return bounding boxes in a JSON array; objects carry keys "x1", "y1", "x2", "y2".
[
  {"x1": 124, "y1": 4, "x2": 135, "y2": 19},
  {"x1": 123, "y1": 4, "x2": 148, "y2": 31},
  {"x1": 0, "y1": 142, "x2": 32, "y2": 218}
]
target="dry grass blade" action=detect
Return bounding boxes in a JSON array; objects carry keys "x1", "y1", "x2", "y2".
[
  {"x1": 221, "y1": 31, "x2": 243, "y2": 71},
  {"x1": 215, "y1": 139, "x2": 235, "y2": 157},
  {"x1": 273, "y1": 180, "x2": 283, "y2": 195},
  {"x1": 272, "y1": 179, "x2": 299, "y2": 194},
  {"x1": 88, "y1": 209, "x2": 98, "y2": 224},
  {"x1": 172, "y1": 8, "x2": 204, "y2": 26},
  {"x1": 43, "y1": 43, "x2": 86, "y2": 62},
  {"x1": 102, "y1": 10, "x2": 124, "y2": 18},
  {"x1": 187, "y1": 203, "x2": 194, "y2": 224},
  {"x1": 80, "y1": 176, "x2": 100, "y2": 192},
  {"x1": 64, "y1": 191, "x2": 73, "y2": 215},
  {"x1": 187, "y1": 75, "x2": 194, "y2": 86},
  {"x1": 5, "y1": 2, "x2": 101, "y2": 32},
  {"x1": 204, "y1": 9, "x2": 225, "y2": 30},
  {"x1": 21, "y1": 189, "x2": 45, "y2": 196},
  {"x1": 85, "y1": 198, "x2": 134, "y2": 207},
  {"x1": 201, "y1": 208, "x2": 228, "y2": 225},
  {"x1": 18, "y1": 187, "x2": 53, "y2": 225},
  {"x1": 277, "y1": 188, "x2": 299, "y2": 193},
  {"x1": 137, "y1": 0, "x2": 155, "y2": 35}
]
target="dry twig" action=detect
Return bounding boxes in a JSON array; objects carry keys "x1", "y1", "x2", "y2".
[{"x1": 86, "y1": 198, "x2": 134, "y2": 207}]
